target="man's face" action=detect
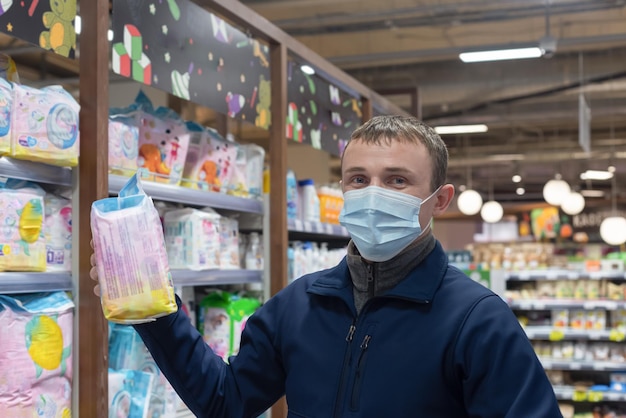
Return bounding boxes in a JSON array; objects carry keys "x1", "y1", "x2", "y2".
[{"x1": 341, "y1": 138, "x2": 439, "y2": 228}]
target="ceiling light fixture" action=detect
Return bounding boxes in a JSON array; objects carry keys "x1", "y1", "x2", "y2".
[
  {"x1": 543, "y1": 174, "x2": 571, "y2": 206},
  {"x1": 561, "y1": 191, "x2": 586, "y2": 215},
  {"x1": 459, "y1": 47, "x2": 543, "y2": 63},
  {"x1": 434, "y1": 124, "x2": 488, "y2": 135},
  {"x1": 600, "y1": 172, "x2": 626, "y2": 246},
  {"x1": 516, "y1": 187, "x2": 525, "y2": 196},
  {"x1": 580, "y1": 170, "x2": 614, "y2": 181},
  {"x1": 512, "y1": 175, "x2": 522, "y2": 183},
  {"x1": 580, "y1": 190, "x2": 605, "y2": 198}
]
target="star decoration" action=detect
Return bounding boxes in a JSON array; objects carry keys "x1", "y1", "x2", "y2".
[
  {"x1": 149, "y1": 4, "x2": 156, "y2": 15},
  {"x1": 162, "y1": 25, "x2": 168, "y2": 35},
  {"x1": 6, "y1": 23, "x2": 13, "y2": 32},
  {"x1": 153, "y1": 75, "x2": 159, "y2": 84},
  {"x1": 164, "y1": 52, "x2": 171, "y2": 63}
]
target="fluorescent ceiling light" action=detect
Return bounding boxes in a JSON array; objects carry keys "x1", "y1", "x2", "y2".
[
  {"x1": 580, "y1": 190, "x2": 605, "y2": 198},
  {"x1": 489, "y1": 153, "x2": 525, "y2": 161},
  {"x1": 459, "y1": 47, "x2": 543, "y2": 63},
  {"x1": 434, "y1": 124, "x2": 488, "y2": 135},
  {"x1": 300, "y1": 64, "x2": 315, "y2": 75},
  {"x1": 75, "y1": 16, "x2": 113, "y2": 41},
  {"x1": 580, "y1": 170, "x2": 614, "y2": 181}
]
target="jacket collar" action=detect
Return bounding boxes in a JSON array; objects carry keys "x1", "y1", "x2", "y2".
[{"x1": 308, "y1": 241, "x2": 449, "y2": 306}]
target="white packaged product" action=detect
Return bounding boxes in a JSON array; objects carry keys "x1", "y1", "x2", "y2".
[{"x1": 163, "y1": 208, "x2": 221, "y2": 270}]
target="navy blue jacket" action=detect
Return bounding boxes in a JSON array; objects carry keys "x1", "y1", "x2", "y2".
[{"x1": 135, "y1": 242, "x2": 562, "y2": 417}]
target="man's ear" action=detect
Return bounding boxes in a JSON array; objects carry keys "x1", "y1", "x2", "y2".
[{"x1": 432, "y1": 184, "x2": 455, "y2": 216}]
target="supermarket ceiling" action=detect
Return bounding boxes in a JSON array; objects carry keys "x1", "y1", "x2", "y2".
[{"x1": 236, "y1": 0, "x2": 626, "y2": 206}]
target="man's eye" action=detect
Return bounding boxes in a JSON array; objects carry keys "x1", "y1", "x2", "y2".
[{"x1": 390, "y1": 177, "x2": 406, "y2": 185}]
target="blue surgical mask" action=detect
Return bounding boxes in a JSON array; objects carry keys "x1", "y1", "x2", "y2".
[{"x1": 339, "y1": 185, "x2": 440, "y2": 262}]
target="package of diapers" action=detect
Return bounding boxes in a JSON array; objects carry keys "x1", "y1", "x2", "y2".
[
  {"x1": 44, "y1": 193, "x2": 72, "y2": 272},
  {"x1": 109, "y1": 369, "x2": 154, "y2": 418},
  {"x1": 11, "y1": 84, "x2": 80, "y2": 167},
  {"x1": 0, "y1": 77, "x2": 13, "y2": 155},
  {"x1": 181, "y1": 124, "x2": 238, "y2": 192},
  {"x1": 91, "y1": 173, "x2": 177, "y2": 324},
  {"x1": 109, "y1": 324, "x2": 180, "y2": 418},
  {"x1": 109, "y1": 107, "x2": 140, "y2": 176},
  {"x1": 163, "y1": 208, "x2": 221, "y2": 271},
  {"x1": 0, "y1": 291, "x2": 74, "y2": 418},
  {"x1": 0, "y1": 179, "x2": 46, "y2": 272}
]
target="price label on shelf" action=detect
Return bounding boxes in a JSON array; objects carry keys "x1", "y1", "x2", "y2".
[
  {"x1": 568, "y1": 362, "x2": 582, "y2": 370},
  {"x1": 549, "y1": 329, "x2": 565, "y2": 342}
]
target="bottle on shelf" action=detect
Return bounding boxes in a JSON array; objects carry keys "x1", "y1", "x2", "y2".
[
  {"x1": 298, "y1": 178, "x2": 320, "y2": 223},
  {"x1": 286, "y1": 169, "x2": 298, "y2": 221},
  {"x1": 245, "y1": 232, "x2": 264, "y2": 271}
]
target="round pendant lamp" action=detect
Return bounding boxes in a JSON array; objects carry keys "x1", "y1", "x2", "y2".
[{"x1": 457, "y1": 189, "x2": 483, "y2": 215}]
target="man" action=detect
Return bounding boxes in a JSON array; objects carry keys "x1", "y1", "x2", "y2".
[{"x1": 92, "y1": 115, "x2": 562, "y2": 417}]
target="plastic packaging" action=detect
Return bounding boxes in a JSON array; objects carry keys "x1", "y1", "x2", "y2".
[
  {"x1": 44, "y1": 193, "x2": 72, "y2": 272},
  {"x1": 163, "y1": 208, "x2": 220, "y2": 270},
  {"x1": 108, "y1": 107, "x2": 140, "y2": 176},
  {"x1": 91, "y1": 173, "x2": 177, "y2": 324},
  {"x1": 0, "y1": 77, "x2": 12, "y2": 155}
]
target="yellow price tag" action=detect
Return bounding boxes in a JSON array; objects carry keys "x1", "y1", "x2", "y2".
[
  {"x1": 609, "y1": 330, "x2": 625, "y2": 342},
  {"x1": 572, "y1": 390, "x2": 587, "y2": 402},
  {"x1": 549, "y1": 329, "x2": 565, "y2": 341},
  {"x1": 588, "y1": 391, "x2": 604, "y2": 402}
]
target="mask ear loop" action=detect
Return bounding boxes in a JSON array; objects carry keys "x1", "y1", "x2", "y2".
[{"x1": 418, "y1": 185, "x2": 443, "y2": 235}]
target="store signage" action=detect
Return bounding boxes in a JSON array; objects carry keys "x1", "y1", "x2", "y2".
[
  {"x1": 525, "y1": 206, "x2": 626, "y2": 243},
  {"x1": 287, "y1": 61, "x2": 363, "y2": 156},
  {"x1": 0, "y1": 0, "x2": 77, "y2": 58},
  {"x1": 111, "y1": 0, "x2": 270, "y2": 128}
]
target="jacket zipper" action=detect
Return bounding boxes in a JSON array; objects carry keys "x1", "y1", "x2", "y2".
[
  {"x1": 333, "y1": 323, "x2": 357, "y2": 418},
  {"x1": 367, "y1": 263, "x2": 375, "y2": 299},
  {"x1": 349, "y1": 334, "x2": 371, "y2": 410}
]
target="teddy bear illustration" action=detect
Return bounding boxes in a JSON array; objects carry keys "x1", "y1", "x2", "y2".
[
  {"x1": 139, "y1": 143, "x2": 171, "y2": 176},
  {"x1": 39, "y1": 0, "x2": 77, "y2": 57},
  {"x1": 255, "y1": 75, "x2": 271, "y2": 130},
  {"x1": 199, "y1": 160, "x2": 220, "y2": 191}
]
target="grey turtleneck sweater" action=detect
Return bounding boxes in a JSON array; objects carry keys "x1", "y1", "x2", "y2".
[{"x1": 346, "y1": 230, "x2": 436, "y2": 315}]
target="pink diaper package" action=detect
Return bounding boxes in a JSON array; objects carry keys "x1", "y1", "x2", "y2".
[
  {"x1": 11, "y1": 84, "x2": 80, "y2": 167},
  {"x1": 0, "y1": 179, "x2": 46, "y2": 272},
  {"x1": 132, "y1": 92, "x2": 189, "y2": 185},
  {"x1": 91, "y1": 173, "x2": 177, "y2": 324},
  {"x1": 0, "y1": 291, "x2": 74, "y2": 418},
  {"x1": 44, "y1": 193, "x2": 72, "y2": 272},
  {"x1": 109, "y1": 108, "x2": 140, "y2": 176},
  {"x1": 181, "y1": 124, "x2": 237, "y2": 192},
  {"x1": 0, "y1": 77, "x2": 12, "y2": 155},
  {"x1": 163, "y1": 208, "x2": 221, "y2": 271}
]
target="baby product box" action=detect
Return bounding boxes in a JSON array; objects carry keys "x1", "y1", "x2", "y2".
[
  {"x1": 109, "y1": 324, "x2": 180, "y2": 418},
  {"x1": 91, "y1": 173, "x2": 177, "y2": 324},
  {"x1": 217, "y1": 213, "x2": 240, "y2": 270},
  {"x1": 0, "y1": 292, "x2": 74, "y2": 418},
  {"x1": 44, "y1": 193, "x2": 72, "y2": 272},
  {"x1": 109, "y1": 108, "x2": 139, "y2": 176},
  {"x1": 0, "y1": 179, "x2": 46, "y2": 272},
  {"x1": 109, "y1": 369, "x2": 154, "y2": 418},
  {"x1": 137, "y1": 107, "x2": 189, "y2": 185},
  {"x1": 163, "y1": 208, "x2": 221, "y2": 271},
  {"x1": 11, "y1": 84, "x2": 80, "y2": 167},
  {"x1": 181, "y1": 124, "x2": 238, "y2": 192},
  {"x1": 0, "y1": 77, "x2": 12, "y2": 155}
]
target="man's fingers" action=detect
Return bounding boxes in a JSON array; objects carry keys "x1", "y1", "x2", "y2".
[{"x1": 93, "y1": 284, "x2": 101, "y2": 297}]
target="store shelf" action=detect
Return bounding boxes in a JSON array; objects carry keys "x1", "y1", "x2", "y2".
[
  {"x1": 287, "y1": 219, "x2": 349, "y2": 238},
  {"x1": 510, "y1": 299, "x2": 626, "y2": 310},
  {"x1": 0, "y1": 272, "x2": 73, "y2": 294},
  {"x1": 523, "y1": 326, "x2": 622, "y2": 341},
  {"x1": 109, "y1": 174, "x2": 264, "y2": 214},
  {"x1": 170, "y1": 269, "x2": 263, "y2": 287},
  {"x1": 554, "y1": 386, "x2": 626, "y2": 402},
  {"x1": 0, "y1": 156, "x2": 72, "y2": 186},
  {"x1": 540, "y1": 358, "x2": 626, "y2": 371},
  {"x1": 506, "y1": 270, "x2": 626, "y2": 281}
]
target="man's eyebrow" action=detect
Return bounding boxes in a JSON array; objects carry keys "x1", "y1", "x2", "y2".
[{"x1": 343, "y1": 166, "x2": 413, "y2": 174}]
